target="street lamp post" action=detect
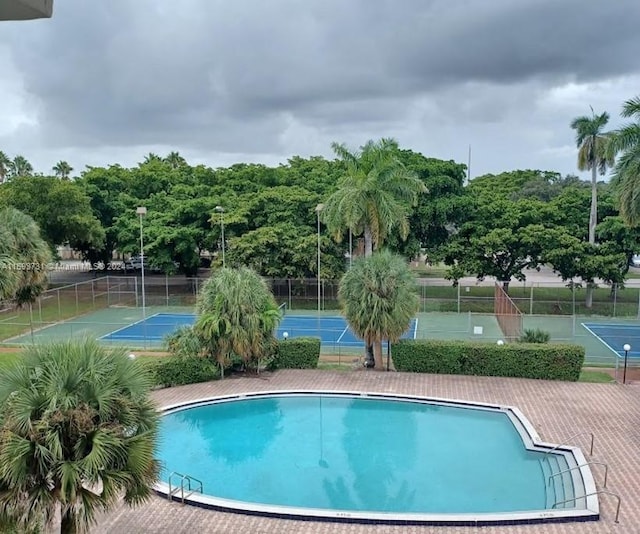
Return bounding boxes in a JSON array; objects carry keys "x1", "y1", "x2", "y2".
[
  {"x1": 623, "y1": 343, "x2": 631, "y2": 384},
  {"x1": 214, "y1": 206, "x2": 225, "y2": 268},
  {"x1": 136, "y1": 207, "x2": 147, "y2": 319},
  {"x1": 315, "y1": 204, "x2": 324, "y2": 313}
]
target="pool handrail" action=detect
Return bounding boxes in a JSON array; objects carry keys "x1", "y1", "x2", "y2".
[
  {"x1": 544, "y1": 431, "x2": 594, "y2": 456},
  {"x1": 548, "y1": 462, "x2": 608, "y2": 489},
  {"x1": 553, "y1": 490, "x2": 621, "y2": 523}
]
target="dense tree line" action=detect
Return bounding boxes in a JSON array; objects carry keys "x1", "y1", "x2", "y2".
[{"x1": 0, "y1": 94, "x2": 639, "y2": 307}]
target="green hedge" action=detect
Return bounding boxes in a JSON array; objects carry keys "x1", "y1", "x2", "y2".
[
  {"x1": 151, "y1": 356, "x2": 220, "y2": 387},
  {"x1": 272, "y1": 337, "x2": 321, "y2": 369},
  {"x1": 391, "y1": 340, "x2": 584, "y2": 381}
]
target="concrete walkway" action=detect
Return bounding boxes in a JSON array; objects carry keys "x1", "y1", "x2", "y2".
[{"x1": 94, "y1": 370, "x2": 639, "y2": 534}]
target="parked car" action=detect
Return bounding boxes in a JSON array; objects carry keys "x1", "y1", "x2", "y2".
[
  {"x1": 630, "y1": 255, "x2": 640, "y2": 268},
  {"x1": 124, "y1": 255, "x2": 145, "y2": 271}
]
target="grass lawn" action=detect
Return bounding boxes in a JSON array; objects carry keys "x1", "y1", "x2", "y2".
[{"x1": 579, "y1": 369, "x2": 615, "y2": 383}]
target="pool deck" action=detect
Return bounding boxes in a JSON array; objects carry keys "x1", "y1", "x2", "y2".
[{"x1": 94, "y1": 370, "x2": 640, "y2": 534}]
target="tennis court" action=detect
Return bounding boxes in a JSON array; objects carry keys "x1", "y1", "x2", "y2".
[
  {"x1": 100, "y1": 312, "x2": 418, "y2": 348},
  {"x1": 582, "y1": 322, "x2": 640, "y2": 359}
]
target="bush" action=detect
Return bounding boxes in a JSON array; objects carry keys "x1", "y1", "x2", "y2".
[
  {"x1": 272, "y1": 337, "x2": 321, "y2": 369},
  {"x1": 164, "y1": 325, "x2": 205, "y2": 357},
  {"x1": 391, "y1": 340, "x2": 584, "y2": 381},
  {"x1": 152, "y1": 356, "x2": 220, "y2": 387},
  {"x1": 518, "y1": 328, "x2": 551, "y2": 344}
]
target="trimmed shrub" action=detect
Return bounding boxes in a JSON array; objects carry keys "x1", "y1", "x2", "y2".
[
  {"x1": 391, "y1": 339, "x2": 584, "y2": 381},
  {"x1": 152, "y1": 356, "x2": 220, "y2": 387},
  {"x1": 164, "y1": 325, "x2": 205, "y2": 357},
  {"x1": 272, "y1": 337, "x2": 321, "y2": 369}
]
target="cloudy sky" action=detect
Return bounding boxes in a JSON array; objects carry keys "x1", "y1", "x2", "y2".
[{"x1": 1, "y1": 0, "x2": 639, "y2": 179}]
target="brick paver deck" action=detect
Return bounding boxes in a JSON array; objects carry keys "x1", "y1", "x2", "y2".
[{"x1": 94, "y1": 370, "x2": 640, "y2": 533}]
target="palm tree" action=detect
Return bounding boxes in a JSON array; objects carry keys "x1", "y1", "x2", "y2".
[
  {"x1": 339, "y1": 250, "x2": 419, "y2": 369},
  {"x1": 142, "y1": 152, "x2": 161, "y2": 165},
  {"x1": 570, "y1": 108, "x2": 615, "y2": 244},
  {"x1": 611, "y1": 96, "x2": 640, "y2": 225},
  {"x1": 322, "y1": 138, "x2": 426, "y2": 257},
  {"x1": 164, "y1": 151, "x2": 187, "y2": 169},
  {"x1": 0, "y1": 151, "x2": 10, "y2": 184},
  {"x1": 0, "y1": 208, "x2": 51, "y2": 336},
  {"x1": 195, "y1": 267, "x2": 281, "y2": 376},
  {"x1": 0, "y1": 338, "x2": 160, "y2": 534},
  {"x1": 8, "y1": 155, "x2": 33, "y2": 178},
  {"x1": 52, "y1": 160, "x2": 73, "y2": 179}
]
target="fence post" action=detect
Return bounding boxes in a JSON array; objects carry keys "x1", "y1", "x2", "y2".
[
  {"x1": 75, "y1": 283, "x2": 79, "y2": 315},
  {"x1": 91, "y1": 280, "x2": 96, "y2": 308},
  {"x1": 456, "y1": 284, "x2": 460, "y2": 314},
  {"x1": 530, "y1": 285, "x2": 534, "y2": 315},
  {"x1": 613, "y1": 284, "x2": 617, "y2": 317},
  {"x1": 134, "y1": 277, "x2": 139, "y2": 308},
  {"x1": 288, "y1": 278, "x2": 292, "y2": 311},
  {"x1": 57, "y1": 288, "x2": 61, "y2": 320},
  {"x1": 38, "y1": 296, "x2": 43, "y2": 324},
  {"x1": 166, "y1": 274, "x2": 169, "y2": 307}
]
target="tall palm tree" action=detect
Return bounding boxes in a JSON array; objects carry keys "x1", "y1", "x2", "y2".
[
  {"x1": 0, "y1": 151, "x2": 10, "y2": 184},
  {"x1": 142, "y1": 152, "x2": 161, "y2": 165},
  {"x1": 0, "y1": 208, "x2": 51, "y2": 305},
  {"x1": 164, "y1": 151, "x2": 187, "y2": 169},
  {"x1": 570, "y1": 108, "x2": 615, "y2": 244},
  {"x1": 611, "y1": 96, "x2": 640, "y2": 225},
  {"x1": 52, "y1": 160, "x2": 73, "y2": 179},
  {"x1": 195, "y1": 267, "x2": 281, "y2": 376},
  {"x1": 323, "y1": 138, "x2": 426, "y2": 257},
  {"x1": 8, "y1": 155, "x2": 33, "y2": 179},
  {"x1": 0, "y1": 338, "x2": 160, "y2": 534},
  {"x1": 339, "y1": 250, "x2": 419, "y2": 369}
]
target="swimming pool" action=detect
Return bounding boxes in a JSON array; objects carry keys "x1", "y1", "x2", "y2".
[{"x1": 155, "y1": 392, "x2": 599, "y2": 525}]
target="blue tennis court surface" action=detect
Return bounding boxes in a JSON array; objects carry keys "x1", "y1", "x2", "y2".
[
  {"x1": 100, "y1": 313, "x2": 418, "y2": 347},
  {"x1": 582, "y1": 323, "x2": 640, "y2": 358}
]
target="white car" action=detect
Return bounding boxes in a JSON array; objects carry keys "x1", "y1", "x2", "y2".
[
  {"x1": 631, "y1": 255, "x2": 640, "y2": 268},
  {"x1": 124, "y1": 255, "x2": 145, "y2": 271}
]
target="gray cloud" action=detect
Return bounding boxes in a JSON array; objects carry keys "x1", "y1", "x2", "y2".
[{"x1": 1, "y1": 0, "x2": 639, "y2": 176}]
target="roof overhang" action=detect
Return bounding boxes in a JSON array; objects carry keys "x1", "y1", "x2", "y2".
[{"x1": 0, "y1": 0, "x2": 53, "y2": 21}]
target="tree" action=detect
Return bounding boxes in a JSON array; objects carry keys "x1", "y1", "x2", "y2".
[
  {"x1": 164, "y1": 151, "x2": 187, "y2": 169},
  {"x1": 339, "y1": 250, "x2": 419, "y2": 369},
  {"x1": 52, "y1": 160, "x2": 73, "y2": 180},
  {"x1": 8, "y1": 155, "x2": 33, "y2": 179},
  {"x1": 0, "y1": 176, "x2": 105, "y2": 252},
  {"x1": 195, "y1": 267, "x2": 281, "y2": 376},
  {"x1": 0, "y1": 208, "x2": 51, "y2": 302},
  {"x1": 323, "y1": 138, "x2": 426, "y2": 257},
  {"x1": 570, "y1": 108, "x2": 614, "y2": 244},
  {"x1": 611, "y1": 96, "x2": 640, "y2": 225},
  {"x1": 0, "y1": 151, "x2": 10, "y2": 184},
  {"x1": 441, "y1": 197, "x2": 551, "y2": 291},
  {"x1": 0, "y1": 339, "x2": 160, "y2": 534}
]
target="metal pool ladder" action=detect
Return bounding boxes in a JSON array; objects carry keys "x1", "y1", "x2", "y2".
[{"x1": 168, "y1": 472, "x2": 203, "y2": 503}]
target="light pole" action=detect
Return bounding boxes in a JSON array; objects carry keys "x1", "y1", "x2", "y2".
[
  {"x1": 623, "y1": 343, "x2": 631, "y2": 384},
  {"x1": 136, "y1": 206, "x2": 147, "y2": 319},
  {"x1": 315, "y1": 204, "x2": 324, "y2": 313},
  {"x1": 214, "y1": 206, "x2": 225, "y2": 268}
]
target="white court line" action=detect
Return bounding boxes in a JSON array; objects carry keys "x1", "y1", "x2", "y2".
[
  {"x1": 412, "y1": 318, "x2": 418, "y2": 339},
  {"x1": 581, "y1": 323, "x2": 625, "y2": 360},
  {"x1": 99, "y1": 312, "x2": 162, "y2": 340}
]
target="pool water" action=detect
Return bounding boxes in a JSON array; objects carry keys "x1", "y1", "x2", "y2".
[{"x1": 157, "y1": 394, "x2": 574, "y2": 514}]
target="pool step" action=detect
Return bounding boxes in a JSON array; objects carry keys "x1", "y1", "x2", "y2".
[{"x1": 541, "y1": 454, "x2": 576, "y2": 510}]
